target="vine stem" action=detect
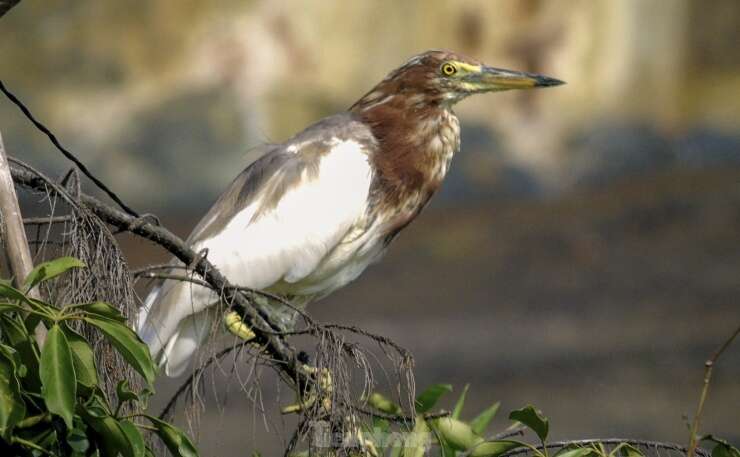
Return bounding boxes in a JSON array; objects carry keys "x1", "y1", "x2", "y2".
[{"x1": 686, "y1": 324, "x2": 740, "y2": 457}]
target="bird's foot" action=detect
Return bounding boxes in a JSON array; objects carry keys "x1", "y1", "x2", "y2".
[
  {"x1": 126, "y1": 213, "x2": 161, "y2": 230},
  {"x1": 223, "y1": 310, "x2": 256, "y2": 341},
  {"x1": 346, "y1": 427, "x2": 380, "y2": 457},
  {"x1": 281, "y1": 363, "x2": 333, "y2": 414}
]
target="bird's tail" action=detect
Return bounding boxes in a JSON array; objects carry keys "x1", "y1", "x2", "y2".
[
  {"x1": 136, "y1": 280, "x2": 215, "y2": 377},
  {"x1": 157, "y1": 308, "x2": 215, "y2": 377}
]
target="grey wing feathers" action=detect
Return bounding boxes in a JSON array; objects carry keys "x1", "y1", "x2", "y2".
[{"x1": 136, "y1": 112, "x2": 377, "y2": 375}]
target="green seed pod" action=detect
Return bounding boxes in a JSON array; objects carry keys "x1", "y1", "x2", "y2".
[
  {"x1": 367, "y1": 392, "x2": 402, "y2": 415},
  {"x1": 433, "y1": 417, "x2": 484, "y2": 450},
  {"x1": 403, "y1": 417, "x2": 431, "y2": 457},
  {"x1": 469, "y1": 440, "x2": 525, "y2": 457}
]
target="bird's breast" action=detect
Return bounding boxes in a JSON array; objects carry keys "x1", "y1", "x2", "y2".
[{"x1": 366, "y1": 109, "x2": 460, "y2": 241}]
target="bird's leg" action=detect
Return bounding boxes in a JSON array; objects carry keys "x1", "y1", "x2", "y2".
[{"x1": 331, "y1": 420, "x2": 380, "y2": 457}]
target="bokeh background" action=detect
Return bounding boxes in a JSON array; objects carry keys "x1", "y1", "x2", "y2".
[{"x1": 1, "y1": 0, "x2": 739, "y2": 455}]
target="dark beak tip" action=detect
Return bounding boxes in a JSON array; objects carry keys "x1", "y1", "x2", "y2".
[{"x1": 536, "y1": 76, "x2": 566, "y2": 87}]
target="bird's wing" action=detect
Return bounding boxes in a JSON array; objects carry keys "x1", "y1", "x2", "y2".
[{"x1": 137, "y1": 114, "x2": 377, "y2": 374}]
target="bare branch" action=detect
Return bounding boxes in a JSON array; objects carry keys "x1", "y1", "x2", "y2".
[
  {"x1": 23, "y1": 215, "x2": 74, "y2": 225},
  {"x1": 0, "y1": 0, "x2": 21, "y2": 19},
  {"x1": 9, "y1": 159, "x2": 310, "y2": 392},
  {"x1": 0, "y1": 80, "x2": 139, "y2": 216},
  {"x1": 0, "y1": 131, "x2": 46, "y2": 344}
]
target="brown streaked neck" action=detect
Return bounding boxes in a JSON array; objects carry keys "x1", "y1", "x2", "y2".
[{"x1": 350, "y1": 90, "x2": 460, "y2": 200}]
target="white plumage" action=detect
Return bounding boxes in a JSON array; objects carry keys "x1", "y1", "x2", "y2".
[{"x1": 137, "y1": 116, "x2": 388, "y2": 376}]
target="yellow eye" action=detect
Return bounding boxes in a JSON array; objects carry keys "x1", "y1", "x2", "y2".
[{"x1": 441, "y1": 63, "x2": 457, "y2": 76}]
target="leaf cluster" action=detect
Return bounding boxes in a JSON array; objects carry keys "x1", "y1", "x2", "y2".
[
  {"x1": 0, "y1": 257, "x2": 198, "y2": 457},
  {"x1": 332, "y1": 384, "x2": 738, "y2": 457}
]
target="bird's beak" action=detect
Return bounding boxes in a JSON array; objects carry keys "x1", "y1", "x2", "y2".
[{"x1": 472, "y1": 66, "x2": 565, "y2": 92}]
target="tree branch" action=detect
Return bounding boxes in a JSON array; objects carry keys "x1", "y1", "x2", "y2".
[
  {"x1": 0, "y1": 131, "x2": 47, "y2": 345},
  {"x1": 500, "y1": 439, "x2": 711, "y2": 457},
  {"x1": 0, "y1": 0, "x2": 21, "y2": 19},
  {"x1": 9, "y1": 159, "x2": 310, "y2": 392}
]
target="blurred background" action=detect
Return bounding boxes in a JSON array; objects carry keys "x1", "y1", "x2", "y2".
[{"x1": 1, "y1": 0, "x2": 739, "y2": 455}]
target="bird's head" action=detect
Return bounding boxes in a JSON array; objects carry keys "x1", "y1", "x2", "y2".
[{"x1": 352, "y1": 50, "x2": 564, "y2": 111}]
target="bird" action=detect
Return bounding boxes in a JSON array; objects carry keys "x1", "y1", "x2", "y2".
[{"x1": 137, "y1": 50, "x2": 564, "y2": 376}]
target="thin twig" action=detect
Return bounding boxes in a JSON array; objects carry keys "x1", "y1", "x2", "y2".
[
  {"x1": 0, "y1": 80, "x2": 139, "y2": 217},
  {"x1": 491, "y1": 426, "x2": 526, "y2": 440},
  {"x1": 686, "y1": 324, "x2": 740, "y2": 457},
  {"x1": 23, "y1": 215, "x2": 74, "y2": 225},
  {"x1": 159, "y1": 342, "x2": 254, "y2": 420},
  {"x1": 355, "y1": 406, "x2": 449, "y2": 424},
  {"x1": 131, "y1": 263, "x2": 192, "y2": 277}
]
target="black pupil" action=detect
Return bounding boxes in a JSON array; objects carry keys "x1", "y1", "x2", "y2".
[{"x1": 445, "y1": 65, "x2": 454, "y2": 74}]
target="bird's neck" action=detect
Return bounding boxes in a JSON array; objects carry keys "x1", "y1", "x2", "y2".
[{"x1": 351, "y1": 95, "x2": 461, "y2": 201}]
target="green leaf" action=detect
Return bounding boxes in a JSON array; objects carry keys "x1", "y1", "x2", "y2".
[
  {"x1": 469, "y1": 440, "x2": 527, "y2": 457},
  {"x1": 24, "y1": 257, "x2": 86, "y2": 292},
  {"x1": 367, "y1": 392, "x2": 403, "y2": 415},
  {"x1": 0, "y1": 354, "x2": 26, "y2": 439},
  {"x1": 616, "y1": 444, "x2": 645, "y2": 457},
  {"x1": 0, "y1": 282, "x2": 30, "y2": 302},
  {"x1": 1, "y1": 314, "x2": 31, "y2": 345},
  {"x1": 82, "y1": 412, "x2": 133, "y2": 457},
  {"x1": 0, "y1": 344, "x2": 26, "y2": 378},
  {"x1": 120, "y1": 419, "x2": 147, "y2": 457},
  {"x1": 509, "y1": 405, "x2": 549, "y2": 443},
  {"x1": 0, "y1": 315, "x2": 41, "y2": 391},
  {"x1": 40, "y1": 324, "x2": 76, "y2": 429},
  {"x1": 117, "y1": 380, "x2": 140, "y2": 404},
  {"x1": 452, "y1": 384, "x2": 469, "y2": 420},
  {"x1": 434, "y1": 417, "x2": 483, "y2": 450},
  {"x1": 403, "y1": 415, "x2": 430, "y2": 457},
  {"x1": 470, "y1": 402, "x2": 501, "y2": 435},
  {"x1": 24, "y1": 312, "x2": 44, "y2": 336},
  {"x1": 556, "y1": 446, "x2": 597, "y2": 457},
  {"x1": 389, "y1": 435, "x2": 403, "y2": 457},
  {"x1": 372, "y1": 417, "x2": 390, "y2": 433},
  {"x1": 701, "y1": 436, "x2": 740, "y2": 457},
  {"x1": 63, "y1": 328, "x2": 98, "y2": 389},
  {"x1": 0, "y1": 302, "x2": 24, "y2": 313},
  {"x1": 67, "y1": 420, "x2": 91, "y2": 454},
  {"x1": 28, "y1": 427, "x2": 60, "y2": 453},
  {"x1": 76, "y1": 302, "x2": 127, "y2": 323},
  {"x1": 146, "y1": 415, "x2": 199, "y2": 457},
  {"x1": 138, "y1": 387, "x2": 154, "y2": 410},
  {"x1": 83, "y1": 316, "x2": 156, "y2": 387},
  {"x1": 415, "y1": 384, "x2": 452, "y2": 413},
  {"x1": 713, "y1": 444, "x2": 740, "y2": 457}
]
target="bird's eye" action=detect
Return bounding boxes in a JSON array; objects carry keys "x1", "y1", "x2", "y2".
[{"x1": 441, "y1": 63, "x2": 457, "y2": 76}]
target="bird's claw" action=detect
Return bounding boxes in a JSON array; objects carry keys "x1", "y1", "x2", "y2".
[
  {"x1": 281, "y1": 363, "x2": 333, "y2": 414},
  {"x1": 125, "y1": 213, "x2": 160, "y2": 231},
  {"x1": 189, "y1": 248, "x2": 209, "y2": 270}
]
